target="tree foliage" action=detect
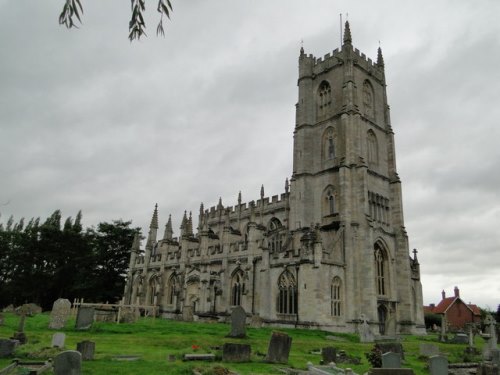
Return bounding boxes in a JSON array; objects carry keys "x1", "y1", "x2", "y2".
[
  {"x1": 59, "y1": 0, "x2": 173, "y2": 41},
  {"x1": 0, "y1": 211, "x2": 141, "y2": 310}
]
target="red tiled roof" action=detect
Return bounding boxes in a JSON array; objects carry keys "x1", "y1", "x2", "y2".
[
  {"x1": 467, "y1": 304, "x2": 481, "y2": 316},
  {"x1": 433, "y1": 297, "x2": 456, "y2": 314}
]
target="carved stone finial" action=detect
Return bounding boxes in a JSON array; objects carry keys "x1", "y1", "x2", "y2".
[
  {"x1": 260, "y1": 184, "x2": 265, "y2": 199},
  {"x1": 377, "y1": 46, "x2": 385, "y2": 67},
  {"x1": 285, "y1": 178, "x2": 289, "y2": 194}
]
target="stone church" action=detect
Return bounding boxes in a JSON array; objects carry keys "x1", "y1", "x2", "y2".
[{"x1": 123, "y1": 22, "x2": 426, "y2": 335}]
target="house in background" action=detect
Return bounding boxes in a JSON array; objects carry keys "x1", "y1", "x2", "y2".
[{"x1": 425, "y1": 286, "x2": 481, "y2": 330}]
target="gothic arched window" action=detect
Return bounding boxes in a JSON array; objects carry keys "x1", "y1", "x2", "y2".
[
  {"x1": 322, "y1": 186, "x2": 337, "y2": 217},
  {"x1": 231, "y1": 269, "x2": 245, "y2": 306},
  {"x1": 323, "y1": 128, "x2": 336, "y2": 161},
  {"x1": 331, "y1": 277, "x2": 342, "y2": 316},
  {"x1": 367, "y1": 130, "x2": 379, "y2": 165},
  {"x1": 149, "y1": 274, "x2": 161, "y2": 305},
  {"x1": 318, "y1": 81, "x2": 332, "y2": 117},
  {"x1": 277, "y1": 270, "x2": 298, "y2": 314},
  {"x1": 268, "y1": 218, "x2": 283, "y2": 253},
  {"x1": 374, "y1": 243, "x2": 388, "y2": 296},
  {"x1": 363, "y1": 80, "x2": 375, "y2": 119},
  {"x1": 167, "y1": 274, "x2": 179, "y2": 305}
]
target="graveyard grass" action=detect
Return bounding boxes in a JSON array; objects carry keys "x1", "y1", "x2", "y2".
[{"x1": 0, "y1": 313, "x2": 485, "y2": 374}]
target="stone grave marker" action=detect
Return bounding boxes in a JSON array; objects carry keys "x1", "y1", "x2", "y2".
[
  {"x1": 429, "y1": 355, "x2": 448, "y2": 375},
  {"x1": 491, "y1": 349, "x2": 500, "y2": 366},
  {"x1": 52, "y1": 332, "x2": 66, "y2": 348},
  {"x1": 182, "y1": 306, "x2": 194, "y2": 322},
  {"x1": 321, "y1": 346, "x2": 337, "y2": 364},
  {"x1": 16, "y1": 303, "x2": 42, "y2": 316},
  {"x1": 76, "y1": 340, "x2": 95, "y2": 360},
  {"x1": 419, "y1": 343, "x2": 439, "y2": 357},
  {"x1": 439, "y1": 315, "x2": 447, "y2": 342},
  {"x1": 0, "y1": 339, "x2": 17, "y2": 358},
  {"x1": 49, "y1": 298, "x2": 72, "y2": 329},
  {"x1": 359, "y1": 314, "x2": 374, "y2": 343},
  {"x1": 250, "y1": 314, "x2": 263, "y2": 328},
  {"x1": 54, "y1": 350, "x2": 82, "y2": 375},
  {"x1": 119, "y1": 307, "x2": 137, "y2": 323},
  {"x1": 382, "y1": 352, "x2": 401, "y2": 368},
  {"x1": 377, "y1": 342, "x2": 405, "y2": 359},
  {"x1": 265, "y1": 332, "x2": 292, "y2": 364},
  {"x1": 228, "y1": 306, "x2": 246, "y2": 338},
  {"x1": 452, "y1": 333, "x2": 468, "y2": 344},
  {"x1": 222, "y1": 343, "x2": 251, "y2": 362},
  {"x1": 75, "y1": 307, "x2": 95, "y2": 330}
]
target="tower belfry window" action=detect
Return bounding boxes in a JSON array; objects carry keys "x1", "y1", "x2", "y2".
[
  {"x1": 318, "y1": 81, "x2": 332, "y2": 117},
  {"x1": 374, "y1": 244, "x2": 387, "y2": 296}
]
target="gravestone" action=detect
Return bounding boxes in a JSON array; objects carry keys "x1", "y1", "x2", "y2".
[
  {"x1": 0, "y1": 339, "x2": 16, "y2": 358},
  {"x1": 491, "y1": 349, "x2": 500, "y2": 366},
  {"x1": 382, "y1": 352, "x2": 401, "y2": 368},
  {"x1": 75, "y1": 307, "x2": 94, "y2": 330},
  {"x1": 419, "y1": 343, "x2": 439, "y2": 357},
  {"x1": 228, "y1": 306, "x2": 246, "y2": 338},
  {"x1": 16, "y1": 303, "x2": 42, "y2": 316},
  {"x1": 52, "y1": 333, "x2": 66, "y2": 348},
  {"x1": 359, "y1": 315, "x2": 375, "y2": 343},
  {"x1": 49, "y1": 298, "x2": 72, "y2": 329},
  {"x1": 377, "y1": 342, "x2": 405, "y2": 359},
  {"x1": 321, "y1": 346, "x2": 337, "y2": 364},
  {"x1": 439, "y1": 315, "x2": 447, "y2": 342},
  {"x1": 266, "y1": 332, "x2": 292, "y2": 364},
  {"x1": 76, "y1": 340, "x2": 95, "y2": 360},
  {"x1": 182, "y1": 306, "x2": 194, "y2": 322},
  {"x1": 222, "y1": 343, "x2": 251, "y2": 362},
  {"x1": 250, "y1": 314, "x2": 263, "y2": 328},
  {"x1": 452, "y1": 333, "x2": 468, "y2": 344},
  {"x1": 429, "y1": 355, "x2": 448, "y2": 375},
  {"x1": 119, "y1": 307, "x2": 138, "y2": 323},
  {"x1": 54, "y1": 350, "x2": 82, "y2": 375},
  {"x1": 476, "y1": 362, "x2": 500, "y2": 375}
]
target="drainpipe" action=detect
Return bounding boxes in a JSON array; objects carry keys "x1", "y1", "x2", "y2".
[
  {"x1": 251, "y1": 258, "x2": 258, "y2": 314},
  {"x1": 295, "y1": 263, "x2": 300, "y2": 328}
]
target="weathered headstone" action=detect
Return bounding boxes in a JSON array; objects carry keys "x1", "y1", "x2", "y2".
[
  {"x1": 16, "y1": 303, "x2": 42, "y2": 316},
  {"x1": 250, "y1": 314, "x2": 263, "y2": 328},
  {"x1": 49, "y1": 299, "x2": 72, "y2": 329},
  {"x1": 119, "y1": 307, "x2": 138, "y2": 323},
  {"x1": 52, "y1": 333, "x2": 66, "y2": 348},
  {"x1": 0, "y1": 339, "x2": 17, "y2": 358},
  {"x1": 75, "y1": 307, "x2": 94, "y2": 330},
  {"x1": 382, "y1": 352, "x2": 401, "y2": 369},
  {"x1": 491, "y1": 349, "x2": 500, "y2": 366},
  {"x1": 452, "y1": 333, "x2": 468, "y2": 344},
  {"x1": 266, "y1": 332, "x2": 292, "y2": 364},
  {"x1": 419, "y1": 343, "x2": 439, "y2": 357},
  {"x1": 359, "y1": 315, "x2": 375, "y2": 343},
  {"x1": 439, "y1": 315, "x2": 447, "y2": 342},
  {"x1": 429, "y1": 355, "x2": 448, "y2": 375},
  {"x1": 228, "y1": 306, "x2": 246, "y2": 338},
  {"x1": 76, "y1": 340, "x2": 95, "y2": 360},
  {"x1": 321, "y1": 346, "x2": 337, "y2": 364},
  {"x1": 476, "y1": 362, "x2": 500, "y2": 375},
  {"x1": 182, "y1": 306, "x2": 194, "y2": 322},
  {"x1": 54, "y1": 350, "x2": 82, "y2": 375},
  {"x1": 377, "y1": 342, "x2": 405, "y2": 359},
  {"x1": 222, "y1": 343, "x2": 251, "y2": 362}
]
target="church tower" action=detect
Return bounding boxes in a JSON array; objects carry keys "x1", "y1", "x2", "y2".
[{"x1": 289, "y1": 21, "x2": 425, "y2": 334}]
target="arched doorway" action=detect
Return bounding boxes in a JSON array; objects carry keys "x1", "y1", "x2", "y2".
[{"x1": 378, "y1": 304, "x2": 387, "y2": 335}]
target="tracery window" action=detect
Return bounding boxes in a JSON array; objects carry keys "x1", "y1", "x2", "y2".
[
  {"x1": 231, "y1": 269, "x2": 245, "y2": 306},
  {"x1": 149, "y1": 275, "x2": 161, "y2": 305},
  {"x1": 268, "y1": 218, "x2": 283, "y2": 253},
  {"x1": 363, "y1": 80, "x2": 375, "y2": 119},
  {"x1": 331, "y1": 277, "x2": 342, "y2": 316},
  {"x1": 323, "y1": 187, "x2": 337, "y2": 217},
  {"x1": 367, "y1": 130, "x2": 379, "y2": 165},
  {"x1": 318, "y1": 81, "x2": 332, "y2": 117},
  {"x1": 374, "y1": 243, "x2": 387, "y2": 296},
  {"x1": 277, "y1": 270, "x2": 298, "y2": 314}
]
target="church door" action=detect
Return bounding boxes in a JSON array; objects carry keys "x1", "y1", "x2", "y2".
[{"x1": 378, "y1": 305, "x2": 387, "y2": 335}]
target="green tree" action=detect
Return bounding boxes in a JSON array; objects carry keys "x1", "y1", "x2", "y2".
[
  {"x1": 59, "y1": 0, "x2": 173, "y2": 41},
  {"x1": 86, "y1": 220, "x2": 140, "y2": 303}
]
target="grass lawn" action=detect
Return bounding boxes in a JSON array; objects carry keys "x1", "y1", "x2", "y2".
[{"x1": 0, "y1": 313, "x2": 484, "y2": 374}]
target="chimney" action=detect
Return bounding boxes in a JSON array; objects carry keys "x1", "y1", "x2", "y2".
[
  {"x1": 454, "y1": 286, "x2": 460, "y2": 297},
  {"x1": 441, "y1": 290, "x2": 446, "y2": 300}
]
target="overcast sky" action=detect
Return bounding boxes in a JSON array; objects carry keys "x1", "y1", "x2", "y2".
[{"x1": 1, "y1": 1, "x2": 499, "y2": 309}]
